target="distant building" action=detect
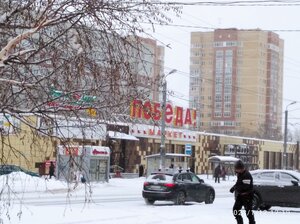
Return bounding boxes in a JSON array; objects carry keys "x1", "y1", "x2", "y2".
[
  {"x1": 127, "y1": 36, "x2": 165, "y2": 102},
  {"x1": 189, "y1": 28, "x2": 284, "y2": 139}
]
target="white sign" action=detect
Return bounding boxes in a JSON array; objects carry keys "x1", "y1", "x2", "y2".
[
  {"x1": 130, "y1": 124, "x2": 197, "y2": 142},
  {"x1": 84, "y1": 146, "x2": 110, "y2": 156},
  {"x1": 58, "y1": 145, "x2": 110, "y2": 157}
]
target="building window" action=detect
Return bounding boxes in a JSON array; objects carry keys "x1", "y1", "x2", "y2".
[
  {"x1": 215, "y1": 94, "x2": 222, "y2": 102},
  {"x1": 215, "y1": 102, "x2": 222, "y2": 109},
  {"x1": 224, "y1": 95, "x2": 231, "y2": 102},
  {"x1": 224, "y1": 112, "x2": 231, "y2": 117},
  {"x1": 215, "y1": 85, "x2": 222, "y2": 93},
  {"x1": 214, "y1": 112, "x2": 222, "y2": 117}
]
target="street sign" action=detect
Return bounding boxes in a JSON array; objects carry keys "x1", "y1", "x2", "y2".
[
  {"x1": 185, "y1": 144, "x2": 192, "y2": 155},
  {"x1": 49, "y1": 87, "x2": 96, "y2": 109}
]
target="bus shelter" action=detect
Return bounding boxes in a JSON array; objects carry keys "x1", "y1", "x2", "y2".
[
  {"x1": 145, "y1": 153, "x2": 191, "y2": 177},
  {"x1": 57, "y1": 145, "x2": 110, "y2": 182},
  {"x1": 208, "y1": 155, "x2": 239, "y2": 179}
]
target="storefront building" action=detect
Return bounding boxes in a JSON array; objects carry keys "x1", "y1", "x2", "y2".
[{"x1": 1, "y1": 114, "x2": 299, "y2": 176}]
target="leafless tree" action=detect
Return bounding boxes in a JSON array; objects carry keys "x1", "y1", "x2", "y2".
[{"x1": 0, "y1": 0, "x2": 180, "y2": 217}]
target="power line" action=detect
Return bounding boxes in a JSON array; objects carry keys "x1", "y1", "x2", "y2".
[
  {"x1": 147, "y1": 1, "x2": 300, "y2": 7},
  {"x1": 143, "y1": 22, "x2": 300, "y2": 32}
]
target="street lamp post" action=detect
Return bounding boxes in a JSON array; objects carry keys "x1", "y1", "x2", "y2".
[
  {"x1": 160, "y1": 69, "x2": 177, "y2": 171},
  {"x1": 283, "y1": 101, "x2": 297, "y2": 169}
]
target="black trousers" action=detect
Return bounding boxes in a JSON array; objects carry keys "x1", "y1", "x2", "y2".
[
  {"x1": 214, "y1": 176, "x2": 220, "y2": 183},
  {"x1": 233, "y1": 195, "x2": 255, "y2": 224}
]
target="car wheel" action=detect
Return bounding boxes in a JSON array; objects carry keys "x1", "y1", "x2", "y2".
[
  {"x1": 259, "y1": 205, "x2": 271, "y2": 211},
  {"x1": 252, "y1": 193, "x2": 261, "y2": 210},
  {"x1": 205, "y1": 190, "x2": 215, "y2": 204},
  {"x1": 144, "y1": 199, "x2": 155, "y2": 205},
  {"x1": 174, "y1": 191, "x2": 186, "y2": 205}
]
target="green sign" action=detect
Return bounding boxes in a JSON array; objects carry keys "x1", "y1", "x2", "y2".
[{"x1": 49, "y1": 87, "x2": 96, "y2": 107}]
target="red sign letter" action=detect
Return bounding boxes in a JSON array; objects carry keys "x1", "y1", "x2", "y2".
[
  {"x1": 165, "y1": 103, "x2": 173, "y2": 124},
  {"x1": 174, "y1": 106, "x2": 183, "y2": 127},
  {"x1": 153, "y1": 102, "x2": 161, "y2": 121},
  {"x1": 184, "y1": 108, "x2": 192, "y2": 125},
  {"x1": 130, "y1": 100, "x2": 143, "y2": 118},
  {"x1": 143, "y1": 101, "x2": 152, "y2": 120},
  {"x1": 193, "y1": 109, "x2": 197, "y2": 127}
]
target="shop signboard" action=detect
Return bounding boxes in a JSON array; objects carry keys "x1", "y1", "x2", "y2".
[
  {"x1": 130, "y1": 124, "x2": 197, "y2": 142},
  {"x1": 130, "y1": 100, "x2": 197, "y2": 128},
  {"x1": 58, "y1": 145, "x2": 110, "y2": 157},
  {"x1": 83, "y1": 146, "x2": 110, "y2": 156}
]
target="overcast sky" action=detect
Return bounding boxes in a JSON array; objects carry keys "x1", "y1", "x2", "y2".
[{"x1": 145, "y1": 1, "x2": 300, "y2": 132}]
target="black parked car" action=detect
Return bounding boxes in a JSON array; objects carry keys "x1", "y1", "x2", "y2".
[
  {"x1": 250, "y1": 169, "x2": 300, "y2": 210},
  {"x1": 0, "y1": 165, "x2": 40, "y2": 177},
  {"x1": 142, "y1": 172, "x2": 215, "y2": 205}
]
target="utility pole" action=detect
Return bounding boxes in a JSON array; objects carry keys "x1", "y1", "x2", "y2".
[
  {"x1": 160, "y1": 69, "x2": 177, "y2": 171},
  {"x1": 283, "y1": 101, "x2": 296, "y2": 169}
]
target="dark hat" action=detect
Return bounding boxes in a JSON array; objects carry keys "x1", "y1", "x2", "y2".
[{"x1": 234, "y1": 160, "x2": 245, "y2": 170}]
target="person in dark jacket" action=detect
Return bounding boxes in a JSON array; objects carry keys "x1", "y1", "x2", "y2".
[
  {"x1": 49, "y1": 161, "x2": 55, "y2": 179},
  {"x1": 214, "y1": 164, "x2": 221, "y2": 183},
  {"x1": 138, "y1": 164, "x2": 144, "y2": 177},
  {"x1": 230, "y1": 160, "x2": 255, "y2": 224}
]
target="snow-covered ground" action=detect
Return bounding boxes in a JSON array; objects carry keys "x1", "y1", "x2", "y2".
[{"x1": 0, "y1": 173, "x2": 299, "y2": 224}]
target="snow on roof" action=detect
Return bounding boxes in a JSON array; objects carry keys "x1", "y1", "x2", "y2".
[
  {"x1": 208, "y1": 156, "x2": 239, "y2": 163},
  {"x1": 198, "y1": 131, "x2": 296, "y2": 145},
  {"x1": 2, "y1": 113, "x2": 298, "y2": 145},
  {"x1": 145, "y1": 153, "x2": 191, "y2": 159},
  {"x1": 250, "y1": 169, "x2": 300, "y2": 179},
  {"x1": 108, "y1": 131, "x2": 139, "y2": 141}
]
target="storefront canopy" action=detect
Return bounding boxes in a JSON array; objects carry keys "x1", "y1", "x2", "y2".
[
  {"x1": 108, "y1": 131, "x2": 139, "y2": 141},
  {"x1": 54, "y1": 120, "x2": 106, "y2": 140},
  {"x1": 208, "y1": 156, "x2": 239, "y2": 163}
]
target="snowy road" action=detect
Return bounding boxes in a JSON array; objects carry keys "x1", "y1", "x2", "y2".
[
  {"x1": 1, "y1": 174, "x2": 300, "y2": 224},
  {"x1": 19, "y1": 190, "x2": 232, "y2": 206},
  {"x1": 23, "y1": 194, "x2": 232, "y2": 207},
  {"x1": 14, "y1": 177, "x2": 232, "y2": 206},
  {"x1": 20, "y1": 193, "x2": 142, "y2": 206}
]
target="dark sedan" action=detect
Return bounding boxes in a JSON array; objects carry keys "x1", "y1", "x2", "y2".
[
  {"x1": 250, "y1": 169, "x2": 300, "y2": 210},
  {"x1": 0, "y1": 165, "x2": 40, "y2": 177},
  {"x1": 142, "y1": 172, "x2": 215, "y2": 205}
]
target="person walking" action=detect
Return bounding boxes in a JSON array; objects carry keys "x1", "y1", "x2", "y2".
[
  {"x1": 138, "y1": 164, "x2": 144, "y2": 177},
  {"x1": 221, "y1": 166, "x2": 226, "y2": 180},
  {"x1": 49, "y1": 161, "x2": 55, "y2": 179},
  {"x1": 214, "y1": 164, "x2": 221, "y2": 183},
  {"x1": 230, "y1": 160, "x2": 256, "y2": 224}
]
